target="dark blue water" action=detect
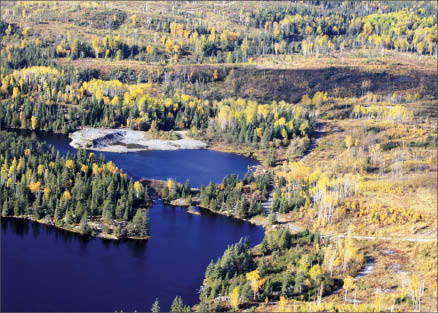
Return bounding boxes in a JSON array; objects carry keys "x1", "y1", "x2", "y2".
[
  {"x1": 14, "y1": 130, "x2": 258, "y2": 187},
  {"x1": 1, "y1": 130, "x2": 264, "y2": 312}
]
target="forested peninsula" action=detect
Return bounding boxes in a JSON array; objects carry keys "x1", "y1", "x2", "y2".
[{"x1": 0, "y1": 131, "x2": 150, "y2": 239}]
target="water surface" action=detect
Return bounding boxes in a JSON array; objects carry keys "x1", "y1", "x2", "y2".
[
  {"x1": 1, "y1": 130, "x2": 264, "y2": 311},
  {"x1": 10, "y1": 129, "x2": 258, "y2": 187}
]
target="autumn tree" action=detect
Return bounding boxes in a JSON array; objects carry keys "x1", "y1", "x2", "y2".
[
  {"x1": 133, "y1": 181, "x2": 144, "y2": 199},
  {"x1": 31, "y1": 116, "x2": 37, "y2": 129},
  {"x1": 343, "y1": 275, "x2": 355, "y2": 303},
  {"x1": 229, "y1": 287, "x2": 240, "y2": 309},
  {"x1": 279, "y1": 295, "x2": 287, "y2": 312},
  {"x1": 246, "y1": 269, "x2": 267, "y2": 300}
]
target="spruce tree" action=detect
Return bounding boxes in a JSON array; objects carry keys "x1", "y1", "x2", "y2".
[
  {"x1": 151, "y1": 298, "x2": 160, "y2": 313},
  {"x1": 170, "y1": 296, "x2": 190, "y2": 313},
  {"x1": 131, "y1": 209, "x2": 149, "y2": 237},
  {"x1": 144, "y1": 186, "x2": 150, "y2": 202},
  {"x1": 79, "y1": 212, "x2": 90, "y2": 235},
  {"x1": 2, "y1": 199, "x2": 9, "y2": 216}
]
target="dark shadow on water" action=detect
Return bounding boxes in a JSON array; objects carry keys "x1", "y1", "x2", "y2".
[
  {"x1": 6, "y1": 217, "x2": 30, "y2": 238},
  {"x1": 31, "y1": 222, "x2": 41, "y2": 239},
  {"x1": 2, "y1": 217, "x2": 149, "y2": 255}
]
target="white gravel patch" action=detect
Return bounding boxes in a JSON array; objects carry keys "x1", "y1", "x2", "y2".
[{"x1": 69, "y1": 128, "x2": 208, "y2": 152}]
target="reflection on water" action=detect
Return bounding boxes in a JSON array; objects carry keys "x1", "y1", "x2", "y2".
[{"x1": 2, "y1": 206, "x2": 264, "y2": 312}]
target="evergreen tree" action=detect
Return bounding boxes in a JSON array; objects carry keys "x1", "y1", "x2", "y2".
[
  {"x1": 265, "y1": 148, "x2": 276, "y2": 167},
  {"x1": 79, "y1": 212, "x2": 90, "y2": 235},
  {"x1": 268, "y1": 212, "x2": 278, "y2": 225},
  {"x1": 151, "y1": 297, "x2": 160, "y2": 313},
  {"x1": 170, "y1": 296, "x2": 190, "y2": 312},
  {"x1": 129, "y1": 209, "x2": 149, "y2": 237},
  {"x1": 144, "y1": 186, "x2": 150, "y2": 202},
  {"x1": 260, "y1": 239, "x2": 270, "y2": 255}
]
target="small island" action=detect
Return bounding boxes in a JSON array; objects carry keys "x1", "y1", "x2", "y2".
[{"x1": 69, "y1": 128, "x2": 208, "y2": 153}]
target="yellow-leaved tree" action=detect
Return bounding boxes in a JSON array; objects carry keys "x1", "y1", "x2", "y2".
[
  {"x1": 345, "y1": 135, "x2": 354, "y2": 150},
  {"x1": 309, "y1": 264, "x2": 324, "y2": 284},
  {"x1": 63, "y1": 190, "x2": 72, "y2": 201},
  {"x1": 43, "y1": 187, "x2": 51, "y2": 201},
  {"x1": 65, "y1": 159, "x2": 75, "y2": 169},
  {"x1": 246, "y1": 269, "x2": 267, "y2": 300},
  {"x1": 37, "y1": 164, "x2": 45, "y2": 176},
  {"x1": 279, "y1": 295, "x2": 287, "y2": 312},
  {"x1": 28, "y1": 181, "x2": 41, "y2": 194},
  {"x1": 167, "y1": 179, "x2": 174, "y2": 190},
  {"x1": 229, "y1": 287, "x2": 239, "y2": 309},
  {"x1": 134, "y1": 181, "x2": 144, "y2": 199},
  {"x1": 343, "y1": 275, "x2": 355, "y2": 303},
  {"x1": 31, "y1": 116, "x2": 37, "y2": 130}
]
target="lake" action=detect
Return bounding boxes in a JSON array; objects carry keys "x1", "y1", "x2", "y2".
[{"x1": 1, "y1": 130, "x2": 264, "y2": 312}]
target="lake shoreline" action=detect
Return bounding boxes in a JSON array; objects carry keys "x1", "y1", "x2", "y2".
[
  {"x1": 2, "y1": 128, "x2": 267, "y2": 312},
  {"x1": 1, "y1": 215, "x2": 151, "y2": 241},
  {"x1": 160, "y1": 198, "x2": 266, "y2": 227},
  {"x1": 197, "y1": 204, "x2": 267, "y2": 227},
  {"x1": 2, "y1": 126, "x2": 262, "y2": 163},
  {"x1": 3, "y1": 127, "x2": 265, "y2": 241}
]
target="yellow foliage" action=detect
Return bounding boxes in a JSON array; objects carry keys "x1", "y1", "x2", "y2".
[
  {"x1": 105, "y1": 161, "x2": 118, "y2": 174},
  {"x1": 246, "y1": 269, "x2": 267, "y2": 294},
  {"x1": 43, "y1": 187, "x2": 51, "y2": 201},
  {"x1": 12, "y1": 87, "x2": 20, "y2": 98},
  {"x1": 146, "y1": 45, "x2": 155, "y2": 54},
  {"x1": 37, "y1": 164, "x2": 44, "y2": 175},
  {"x1": 343, "y1": 275, "x2": 355, "y2": 291},
  {"x1": 256, "y1": 127, "x2": 263, "y2": 138},
  {"x1": 167, "y1": 179, "x2": 174, "y2": 190},
  {"x1": 229, "y1": 287, "x2": 240, "y2": 308},
  {"x1": 134, "y1": 181, "x2": 144, "y2": 197},
  {"x1": 65, "y1": 159, "x2": 75, "y2": 169},
  {"x1": 28, "y1": 181, "x2": 41, "y2": 193},
  {"x1": 279, "y1": 296, "x2": 287, "y2": 312},
  {"x1": 13, "y1": 66, "x2": 60, "y2": 82},
  {"x1": 63, "y1": 190, "x2": 71, "y2": 201},
  {"x1": 31, "y1": 116, "x2": 37, "y2": 130},
  {"x1": 92, "y1": 163, "x2": 99, "y2": 175},
  {"x1": 345, "y1": 135, "x2": 354, "y2": 150}
]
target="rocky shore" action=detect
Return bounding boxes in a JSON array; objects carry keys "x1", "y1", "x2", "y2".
[{"x1": 69, "y1": 128, "x2": 208, "y2": 152}]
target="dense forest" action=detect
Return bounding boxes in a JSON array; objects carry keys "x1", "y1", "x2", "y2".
[
  {"x1": 198, "y1": 172, "x2": 270, "y2": 219},
  {"x1": 158, "y1": 172, "x2": 270, "y2": 220},
  {"x1": 0, "y1": 131, "x2": 150, "y2": 239},
  {"x1": 0, "y1": 67, "x2": 315, "y2": 150},
  {"x1": 1, "y1": 1, "x2": 436, "y2": 65},
  {"x1": 197, "y1": 228, "x2": 366, "y2": 312}
]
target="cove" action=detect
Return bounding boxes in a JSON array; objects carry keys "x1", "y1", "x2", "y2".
[{"x1": 1, "y1": 130, "x2": 264, "y2": 312}]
